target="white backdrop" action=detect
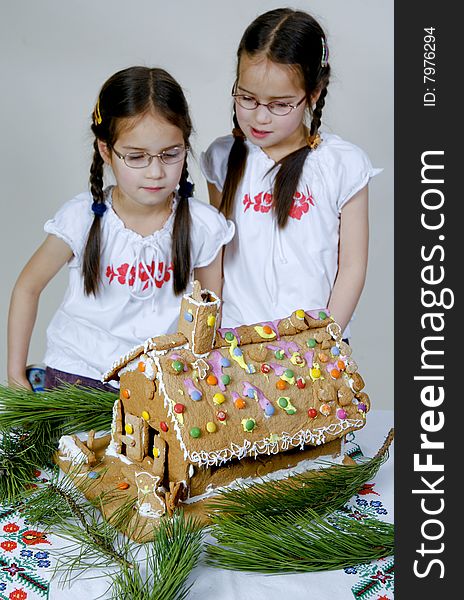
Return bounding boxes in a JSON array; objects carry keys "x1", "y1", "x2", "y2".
[{"x1": 0, "y1": 0, "x2": 393, "y2": 409}]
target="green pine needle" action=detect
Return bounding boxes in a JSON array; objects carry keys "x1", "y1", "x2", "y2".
[
  {"x1": 207, "y1": 508, "x2": 394, "y2": 573},
  {"x1": 0, "y1": 422, "x2": 60, "y2": 504},
  {"x1": 110, "y1": 511, "x2": 204, "y2": 600},
  {"x1": 0, "y1": 383, "x2": 117, "y2": 433},
  {"x1": 207, "y1": 428, "x2": 394, "y2": 519}
]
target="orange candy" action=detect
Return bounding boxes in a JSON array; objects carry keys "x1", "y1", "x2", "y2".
[
  {"x1": 121, "y1": 388, "x2": 130, "y2": 399},
  {"x1": 276, "y1": 380, "x2": 287, "y2": 390},
  {"x1": 138, "y1": 361, "x2": 146, "y2": 372},
  {"x1": 331, "y1": 368, "x2": 341, "y2": 379},
  {"x1": 337, "y1": 360, "x2": 346, "y2": 371},
  {"x1": 117, "y1": 482, "x2": 130, "y2": 490},
  {"x1": 234, "y1": 398, "x2": 246, "y2": 409},
  {"x1": 263, "y1": 325, "x2": 273, "y2": 335},
  {"x1": 206, "y1": 374, "x2": 218, "y2": 386}
]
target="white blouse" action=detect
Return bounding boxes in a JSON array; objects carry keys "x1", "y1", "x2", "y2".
[
  {"x1": 43, "y1": 188, "x2": 235, "y2": 380},
  {"x1": 200, "y1": 132, "x2": 381, "y2": 333}
]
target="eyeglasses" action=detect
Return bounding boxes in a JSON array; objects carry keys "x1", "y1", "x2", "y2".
[
  {"x1": 232, "y1": 91, "x2": 306, "y2": 116},
  {"x1": 111, "y1": 145, "x2": 187, "y2": 168}
]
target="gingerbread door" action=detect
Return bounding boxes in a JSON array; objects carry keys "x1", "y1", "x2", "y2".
[{"x1": 124, "y1": 412, "x2": 149, "y2": 462}]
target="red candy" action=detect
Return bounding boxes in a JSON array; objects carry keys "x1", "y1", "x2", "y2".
[
  {"x1": 261, "y1": 364, "x2": 271, "y2": 374},
  {"x1": 160, "y1": 421, "x2": 169, "y2": 432},
  {"x1": 296, "y1": 377, "x2": 306, "y2": 389},
  {"x1": 308, "y1": 408, "x2": 318, "y2": 419},
  {"x1": 174, "y1": 403, "x2": 185, "y2": 414},
  {"x1": 217, "y1": 411, "x2": 227, "y2": 421}
]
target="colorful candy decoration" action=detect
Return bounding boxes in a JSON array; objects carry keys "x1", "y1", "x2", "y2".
[
  {"x1": 117, "y1": 482, "x2": 130, "y2": 490},
  {"x1": 88, "y1": 471, "x2": 100, "y2": 479},
  {"x1": 280, "y1": 369, "x2": 295, "y2": 385},
  {"x1": 308, "y1": 408, "x2": 318, "y2": 419},
  {"x1": 138, "y1": 361, "x2": 146, "y2": 372},
  {"x1": 213, "y1": 393, "x2": 226, "y2": 405},
  {"x1": 261, "y1": 363, "x2": 271, "y2": 374},
  {"x1": 290, "y1": 351, "x2": 305, "y2": 366},
  {"x1": 190, "y1": 427, "x2": 201, "y2": 438},
  {"x1": 153, "y1": 447, "x2": 160, "y2": 458},
  {"x1": 357, "y1": 402, "x2": 367, "y2": 413},
  {"x1": 124, "y1": 424, "x2": 133, "y2": 435},
  {"x1": 160, "y1": 421, "x2": 169, "y2": 432},
  {"x1": 216, "y1": 410, "x2": 227, "y2": 422},
  {"x1": 336, "y1": 408, "x2": 347, "y2": 420},
  {"x1": 206, "y1": 374, "x2": 218, "y2": 386},
  {"x1": 206, "y1": 421, "x2": 217, "y2": 433},
  {"x1": 320, "y1": 403, "x2": 331, "y2": 416},
  {"x1": 241, "y1": 417, "x2": 256, "y2": 432},
  {"x1": 330, "y1": 346, "x2": 340, "y2": 357},
  {"x1": 276, "y1": 380, "x2": 287, "y2": 390},
  {"x1": 207, "y1": 315, "x2": 216, "y2": 327},
  {"x1": 330, "y1": 368, "x2": 341, "y2": 379},
  {"x1": 277, "y1": 396, "x2": 297, "y2": 415},
  {"x1": 122, "y1": 388, "x2": 130, "y2": 399},
  {"x1": 243, "y1": 382, "x2": 275, "y2": 416},
  {"x1": 172, "y1": 360, "x2": 184, "y2": 373},
  {"x1": 234, "y1": 397, "x2": 246, "y2": 409},
  {"x1": 295, "y1": 309, "x2": 306, "y2": 320},
  {"x1": 221, "y1": 374, "x2": 231, "y2": 385},
  {"x1": 141, "y1": 411, "x2": 150, "y2": 421},
  {"x1": 296, "y1": 377, "x2": 306, "y2": 389},
  {"x1": 174, "y1": 403, "x2": 185, "y2": 414},
  {"x1": 309, "y1": 364, "x2": 322, "y2": 381},
  {"x1": 184, "y1": 378, "x2": 202, "y2": 401},
  {"x1": 306, "y1": 338, "x2": 317, "y2": 348},
  {"x1": 184, "y1": 310, "x2": 193, "y2": 322},
  {"x1": 254, "y1": 324, "x2": 276, "y2": 339}
]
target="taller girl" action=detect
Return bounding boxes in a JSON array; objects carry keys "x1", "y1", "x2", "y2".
[
  {"x1": 201, "y1": 8, "x2": 380, "y2": 335},
  {"x1": 8, "y1": 66, "x2": 233, "y2": 388}
]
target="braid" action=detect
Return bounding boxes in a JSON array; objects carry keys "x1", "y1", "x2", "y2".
[
  {"x1": 171, "y1": 162, "x2": 192, "y2": 294},
  {"x1": 82, "y1": 140, "x2": 105, "y2": 296},
  {"x1": 309, "y1": 85, "x2": 328, "y2": 137},
  {"x1": 220, "y1": 111, "x2": 248, "y2": 217}
]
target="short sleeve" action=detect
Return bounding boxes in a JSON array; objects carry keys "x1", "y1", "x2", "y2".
[
  {"x1": 43, "y1": 193, "x2": 95, "y2": 264},
  {"x1": 316, "y1": 134, "x2": 382, "y2": 212},
  {"x1": 200, "y1": 135, "x2": 235, "y2": 192},
  {"x1": 188, "y1": 197, "x2": 235, "y2": 268}
]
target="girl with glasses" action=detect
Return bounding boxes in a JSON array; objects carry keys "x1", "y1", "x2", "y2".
[
  {"x1": 8, "y1": 66, "x2": 234, "y2": 390},
  {"x1": 201, "y1": 8, "x2": 380, "y2": 338}
]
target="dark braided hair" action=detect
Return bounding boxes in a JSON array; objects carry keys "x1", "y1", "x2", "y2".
[
  {"x1": 84, "y1": 66, "x2": 193, "y2": 296},
  {"x1": 221, "y1": 8, "x2": 331, "y2": 227}
]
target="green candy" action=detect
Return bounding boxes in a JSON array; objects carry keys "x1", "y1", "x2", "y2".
[
  {"x1": 306, "y1": 338, "x2": 317, "y2": 348},
  {"x1": 319, "y1": 311, "x2": 327, "y2": 320},
  {"x1": 172, "y1": 360, "x2": 183, "y2": 373},
  {"x1": 221, "y1": 374, "x2": 231, "y2": 385},
  {"x1": 284, "y1": 369, "x2": 294, "y2": 379},
  {"x1": 245, "y1": 419, "x2": 255, "y2": 431},
  {"x1": 190, "y1": 427, "x2": 201, "y2": 438},
  {"x1": 278, "y1": 397, "x2": 288, "y2": 408},
  {"x1": 225, "y1": 332, "x2": 235, "y2": 342},
  {"x1": 275, "y1": 350, "x2": 284, "y2": 359}
]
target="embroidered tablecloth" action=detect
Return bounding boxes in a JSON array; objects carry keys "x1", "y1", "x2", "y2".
[{"x1": 0, "y1": 409, "x2": 394, "y2": 600}]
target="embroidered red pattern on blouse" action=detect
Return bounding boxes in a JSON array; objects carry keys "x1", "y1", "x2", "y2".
[
  {"x1": 105, "y1": 261, "x2": 173, "y2": 290},
  {"x1": 243, "y1": 190, "x2": 315, "y2": 220}
]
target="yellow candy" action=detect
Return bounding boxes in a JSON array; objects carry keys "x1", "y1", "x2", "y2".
[
  {"x1": 153, "y1": 447, "x2": 160, "y2": 458},
  {"x1": 124, "y1": 424, "x2": 133, "y2": 435},
  {"x1": 206, "y1": 421, "x2": 217, "y2": 433},
  {"x1": 141, "y1": 411, "x2": 150, "y2": 421},
  {"x1": 310, "y1": 368, "x2": 321, "y2": 380},
  {"x1": 296, "y1": 309, "x2": 305, "y2": 320},
  {"x1": 207, "y1": 315, "x2": 216, "y2": 327},
  {"x1": 213, "y1": 393, "x2": 226, "y2": 405}
]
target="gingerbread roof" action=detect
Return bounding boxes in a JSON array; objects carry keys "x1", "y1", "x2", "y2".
[{"x1": 105, "y1": 308, "x2": 370, "y2": 468}]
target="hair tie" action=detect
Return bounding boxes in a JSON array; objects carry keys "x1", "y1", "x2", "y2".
[
  {"x1": 92, "y1": 201, "x2": 107, "y2": 217},
  {"x1": 232, "y1": 127, "x2": 245, "y2": 140},
  {"x1": 306, "y1": 133, "x2": 322, "y2": 150},
  {"x1": 321, "y1": 37, "x2": 329, "y2": 68},
  {"x1": 178, "y1": 180, "x2": 194, "y2": 199},
  {"x1": 93, "y1": 98, "x2": 102, "y2": 125}
]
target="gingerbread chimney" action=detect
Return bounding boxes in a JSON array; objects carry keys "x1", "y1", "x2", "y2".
[{"x1": 177, "y1": 281, "x2": 220, "y2": 355}]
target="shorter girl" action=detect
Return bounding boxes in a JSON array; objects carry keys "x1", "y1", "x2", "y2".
[
  {"x1": 8, "y1": 66, "x2": 234, "y2": 389},
  {"x1": 201, "y1": 8, "x2": 381, "y2": 336}
]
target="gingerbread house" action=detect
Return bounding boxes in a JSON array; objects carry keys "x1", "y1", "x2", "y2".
[{"x1": 100, "y1": 282, "x2": 370, "y2": 518}]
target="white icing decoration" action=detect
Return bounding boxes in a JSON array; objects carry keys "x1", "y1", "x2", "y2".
[
  {"x1": 105, "y1": 440, "x2": 133, "y2": 465},
  {"x1": 58, "y1": 435, "x2": 88, "y2": 465}
]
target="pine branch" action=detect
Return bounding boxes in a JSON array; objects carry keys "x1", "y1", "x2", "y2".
[
  {"x1": 0, "y1": 422, "x2": 60, "y2": 504},
  {"x1": 110, "y1": 511, "x2": 204, "y2": 600},
  {"x1": 207, "y1": 508, "x2": 394, "y2": 573},
  {"x1": 207, "y1": 428, "x2": 394, "y2": 519},
  {"x1": 0, "y1": 383, "x2": 117, "y2": 433}
]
